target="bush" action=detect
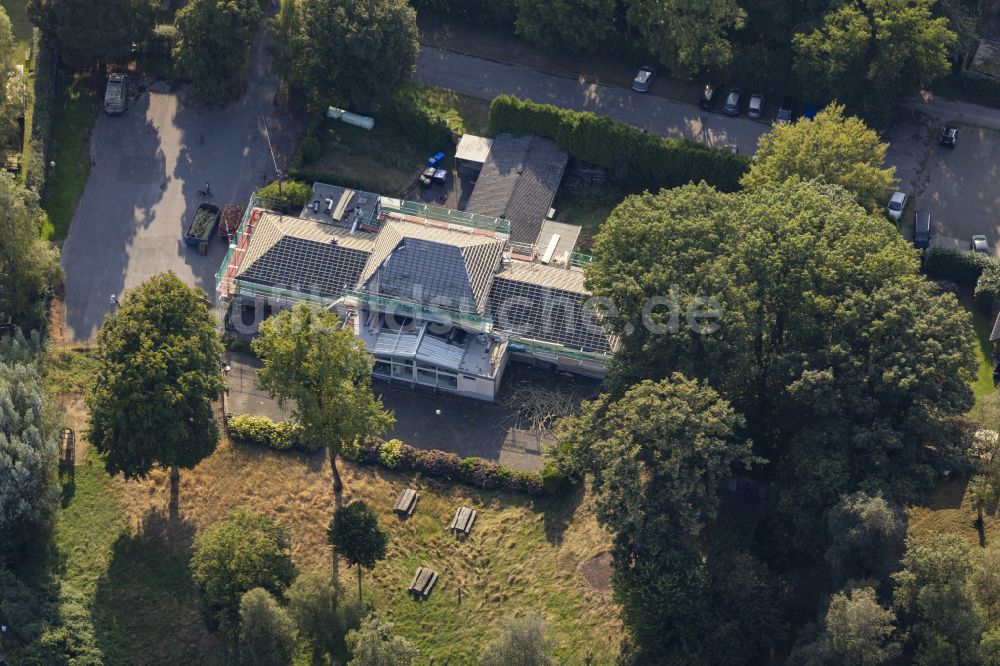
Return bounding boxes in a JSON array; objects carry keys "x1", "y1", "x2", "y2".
[
  {"x1": 413, "y1": 448, "x2": 463, "y2": 480},
  {"x1": 379, "y1": 438, "x2": 405, "y2": 469},
  {"x1": 488, "y1": 95, "x2": 750, "y2": 193},
  {"x1": 460, "y1": 457, "x2": 516, "y2": 489},
  {"x1": 256, "y1": 179, "x2": 312, "y2": 214},
  {"x1": 299, "y1": 136, "x2": 321, "y2": 164},
  {"x1": 922, "y1": 246, "x2": 993, "y2": 285},
  {"x1": 976, "y1": 263, "x2": 1000, "y2": 313},
  {"x1": 341, "y1": 436, "x2": 362, "y2": 462},
  {"x1": 146, "y1": 23, "x2": 180, "y2": 57},
  {"x1": 380, "y1": 89, "x2": 454, "y2": 153},
  {"x1": 25, "y1": 33, "x2": 56, "y2": 196},
  {"x1": 540, "y1": 460, "x2": 568, "y2": 495},
  {"x1": 228, "y1": 414, "x2": 308, "y2": 451},
  {"x1": 515, "y1": 470, "x2": 546, "y2": 496}
]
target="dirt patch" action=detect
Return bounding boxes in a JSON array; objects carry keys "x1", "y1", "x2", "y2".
[{"x1": 578, "y1": 552, "x2": 613, "y2": 595}]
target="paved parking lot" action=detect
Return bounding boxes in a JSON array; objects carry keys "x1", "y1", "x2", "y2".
[
  {"x1": 914, "y1": 124, "x2": 1000, "y2": 255},
  {"x1": 61, "y1": 31, "x2": 297, "y2": 342}
]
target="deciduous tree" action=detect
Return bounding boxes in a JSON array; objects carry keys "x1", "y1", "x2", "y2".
[
  {"x1": 625, "y1": 0, "x2": 746, "y2": 77},
  {"x1": 825, "y1": 492, "x2": 905, "y2": 589},
  {"x1": 190, "y1": 509, "x2": 297, "y2": 634},
  {"x1": 478, "y1": 613, "x2": 555, "y2": 666},
  {"x1": 174, "y1": 0, "x2": 262, "y2": 104},
  {"x1": 29, "y1": 0, "x2": 155, "y2": 68},
  {"x1": 86, "y1": 272, "x2": 224, "y2": 518},
  {"x1": 346, "y1": 613, "x2": 418, "y2": 666},
  {"x1": 328, "y1": 500, "x2": 388, "y2": 602},
  {"x1": 273, "y1": 0, "x2": 418, "y2": 112},
  {"x1": 789, "y1": 587, "x2": 900, "y2": 666},
  {"x1": 0, "y1": 175, "x2": 61, "y2": 331},
  {"x1": 238, "y1": 588, "x2": 296, "y2": 666},
  {"x1": 514, "y1": 0, "x2": 615, "y2": 53},
  {"x1": 740, "y1": 104, "x2": 896, "y2": 211}
]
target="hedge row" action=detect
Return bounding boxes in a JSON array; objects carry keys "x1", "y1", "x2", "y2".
[
  {"x1": 378, "y1": 91, "x2": 454, "y2": 154},
  {"x1": 976, "y1": 264, "x2": 1000, "y2": 313},
  {"x1": 25, "y1": 31, "x2": 56, "y2": 195},
  {"x1": 345, "y1": 437, "x2": 547, "y2": 495},
  {"x1": 922, "y1": 246, "x2": 993, "y2": 285},
  {"x1": 227, "y1": 414, "x2": 560, "y2": 496},
  {"x1": 227, "y1": 414, "x2": 316, "y2": 452},
  {"x1": 487, "y1": 95, "x2": 751, "y2": 193}
]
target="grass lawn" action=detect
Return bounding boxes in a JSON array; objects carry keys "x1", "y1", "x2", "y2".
[
  {"x1": 957, "y1": 290, "x2": 997, "y2": 419},
  {"x1": 1, "y1": 0, "x2": 33, "y2": 52},
  {"x1": 552, "y1": 184, "x2": 627, "y2": 248},
  {"x1": 42, "y1": 75, "x2": 97, "y2": 240},
  {"x1": 45, "y1": 348, "x2": 620, "y2": 665}
]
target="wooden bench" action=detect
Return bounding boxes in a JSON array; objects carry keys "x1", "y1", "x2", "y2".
[
  {"x1": 408, "y1": 566, "x2": 438, "y2": 599},
  {"x1": 449, "y1": 506, "x2": 477, "y2": 538},
  {"x1": 393, "y1": 488, "x2": 419, "y2": 517}
]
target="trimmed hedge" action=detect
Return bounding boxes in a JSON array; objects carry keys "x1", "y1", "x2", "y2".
[
  {"x1": 976, "y1": 264, "x2": 1000, "y2": 313},
  {"x1": 25, "y1": 31, "x2": 56, "y2": 195},
  {"x1": 379, "y1": 92, "x2": 454, "y2": 153},
  {"x1": 487, "y1": 95, "x2": 751, "y2": 192},
  {"x1": 922, "y1": 246, "x2": 993, "y2": 285},
  {"x1": 227, "y1": 414, "x2": 319, "y2": 452},
  {"x1": 235, "y1": 415, "x2": 549, "y2": 495}
]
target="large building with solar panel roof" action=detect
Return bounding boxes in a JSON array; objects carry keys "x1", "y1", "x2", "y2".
[{"x1": 216, "y1": 136, "x2": 615, "y2": 401}]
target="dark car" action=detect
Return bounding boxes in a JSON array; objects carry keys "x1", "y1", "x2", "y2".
[
  {"x1": 913, "y1": 212, "x2": 931, "y2": 249},
  {"x1": 723, "y1": 89, "x2": 742, "y2": 116},
  {"x1": 940, "y1": 126, "x2": 958, "y2": 147},
  {"x1": 632, "y1": 66, "x2": 656, "y2": 93},
  {"x1": 700, "y1": 83, "x2": 717, "y2": 110},
  {"x1": 775, "y1": 98, "x2": 795, "y2": 124}
]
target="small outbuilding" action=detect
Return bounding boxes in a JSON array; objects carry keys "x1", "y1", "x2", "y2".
[{"x1": 455, "y1": 134, "x2": 494, "y2": 177}]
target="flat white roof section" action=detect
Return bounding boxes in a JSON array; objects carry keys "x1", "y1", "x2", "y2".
[{"x1": 456, "y1": 134, "x2": 494, "y2": 164}]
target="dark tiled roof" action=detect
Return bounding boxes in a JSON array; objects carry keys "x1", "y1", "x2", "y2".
[
  {"x1": 359, "y1": 222, "x2": 505, "y2": 314},
  {"x1": 237, "y1": 235, "x2": 370, "y2": 299},
  {"x1": 487, "y1": 276, "x2": 612, "y2": 354},
  {"x1": 465, "y1": 134, "x2": 568, "y2": 245}
]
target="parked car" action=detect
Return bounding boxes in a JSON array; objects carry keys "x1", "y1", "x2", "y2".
[
  {"x1": 103, "y1": 72, "x2": 129, "y2": 115},
  {"x1": 775, "y1": 98, "x2": 795, "y2": 124},
  {"x1": 913, "y1": 212, "x2": 931, "y2": 249},
  {"x1": 973, "y1": 235, "x2": 990, "y2": 254},
  {"x1": 747, "y1": 93, "x2": 765, "y2": 119},
  {"x1": 723, "y1": 89, "x2": 742, "y2": 116},
  {"x1": 700, "y1": 82, "x2": 717, "y2": 110},
  {"x1": 632, "y1": 66, "x2": 656, "y2": 93},
  {"x1": 940, "y1": 125, "x2": 958, "y2": 147},
  {"x1": 886, "y1": 191, "x2": 906, "y2": 221}
]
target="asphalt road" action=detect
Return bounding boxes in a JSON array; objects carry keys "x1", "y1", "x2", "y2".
[
  {"x1": 416, "y1": 46, "x2": 770, "y2": 154},
  {"x1": 911, "y1": 92, "x2": 1000, "y2": 132},
  {"x1": 61, "y1": 29, "x2": 296, "y2": 342}
]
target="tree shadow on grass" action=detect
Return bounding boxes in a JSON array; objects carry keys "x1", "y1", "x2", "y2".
[
  {"x1": 91, "y1": 509, "x2": 223, "y2": 664},
  {"x1": 534, "y1": 481, "x2": 586, "y2": 545}
]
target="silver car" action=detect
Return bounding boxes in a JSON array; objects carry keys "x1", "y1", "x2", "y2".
[
  {"x1": 632, "y1": 66, "x2": 656, "y2": 93},
  {"x1": 886, "y1": 191, "x2": 906, "y2": 221},
  {"x1": 973, "y1": 235, "x2": 990, "y2": 255}
]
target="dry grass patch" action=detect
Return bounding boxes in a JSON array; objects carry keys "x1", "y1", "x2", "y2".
[
  {"x1": 908, "y1": 476, "x2": 1000, "y2": 548},
  {"x1": 111, "y1": 436, "x2": 621, "y2": 664}
]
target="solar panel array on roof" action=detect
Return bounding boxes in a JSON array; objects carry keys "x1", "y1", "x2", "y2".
[
  {"x1": 487, "y1": 277, "x2": 612, "y2": 354},
  {"x1": 237, "y1": 236, "x2": 370, "y2": 299},
  {"x1": 465, "y1": 134, "x2": 569, "y2": 245}
]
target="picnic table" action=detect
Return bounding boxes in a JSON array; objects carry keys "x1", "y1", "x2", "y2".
[
  {"x1": 408, "y1": 566, "x2": 438, "y2": 599},
  {"x1": 393, "y1": 488, "x2": 419, "y2": 517},
  {"x1": 449, "y1": 506, "x2": 477, "y2": 538}
]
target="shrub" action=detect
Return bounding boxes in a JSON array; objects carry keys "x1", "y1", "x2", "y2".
[
  {"x1": 379, "y1": 438, "x2": 405, "y2": 469},
  {"x1": 256, "y1": 179, "x2": 312, "y2": 214},
  {"x1": 379, "y1": 91, "x2": 454, "y2": 153},
  {"x1": 146, "y1": 23, "x2": 180, "y2": 57},
  {"x1": 359, "y1": 438, "x2": 382, "y2": 464},
  {"x1": 540, "y1": 460, "x2": 568, "y2": 496},
  {"x1": 976, "y1": 263, "x2": 1000, "y2": 313},
  {"x1": 413, "y1": 449, "x2": 462, "y2": 480},
  {"x1": 488, "y1": 95, "x2": 750, "y2": 193},
  {"x1": 341, "y1": 436, "x2": 362, "y2": 462},
  {"x1": 922, "y1": 246, "x2": 993, "y2": 285},
  {"x1": 299, "y1": 135, "x2": 321, "y2": 164},
  {"x1": 516, "y1": 471, "x2": 546, "y2": 496},
  {"x1": 228, "y1": 414, "x2": 307, "y2": 451}
]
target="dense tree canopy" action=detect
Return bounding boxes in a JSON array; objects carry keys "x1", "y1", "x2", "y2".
[
  {"x1": 238, "y1": 588, "x2": 296, "y2": 666},
  {"x1": 793, "y1": 0, "x2": 954, "y2": 126},
  {"x1": 29, "y1": 0, "x2": 155, "y2": 68},
  {"x1": 190, "y1": 510, "x2": 297, "y2": 633},
  {"x1": 0, "y1": 333, "x2": 58, "y2": 562},
  {"x1": 174, "y1": 0, "x2": 262, "y2": 104},
  {"x1": 0, "y1": 175, "x2": 61, "y2": 331},
  {"x1": 790, "y1": 587, "x2": 901, "y2": 666},
  {"x1": 586, "y1": 179, "x2": 976, "y2": 549},
  {"x1": 824, "y1": 492, "x2": 905, "y2": 588},
  {"x1": 514, "y1": 0, "x2": 615, "y2": 53},
  {"x1": 625, "y1": 0, "x2": 746, "y2": 77},
  {"x1": 86, "y1": 272, "x2": 224, "y2": 517},
  {"x1": 740, "y1": 105, "x2": 896, "y2": 211},
  {"x1": 273, "y1": 0, "x2": 418, "y2": 112}
]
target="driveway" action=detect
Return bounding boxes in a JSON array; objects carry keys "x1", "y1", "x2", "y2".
[
  {"x1": 911, "y1": 92, "x2": 1000, "y2": 133},
  {"x1": 416, "y1": 46, "x2": 769, "y2": 154},
  {"x1": 61, "y1": 28, "x2": 297, "y2": 342}
]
